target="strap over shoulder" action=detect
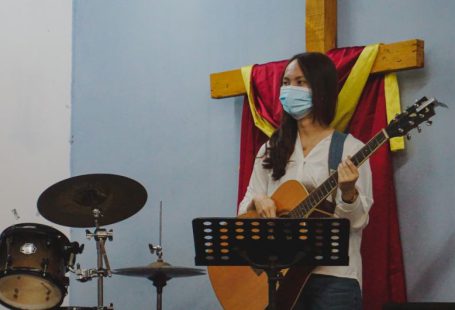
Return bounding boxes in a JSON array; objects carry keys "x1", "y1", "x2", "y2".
[{"x1": 328, "y1": 131, "x2": 348, "y2": 173}]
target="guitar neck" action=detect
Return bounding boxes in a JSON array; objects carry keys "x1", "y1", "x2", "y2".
[{"x1": 288, "y1": 130, "x2": 389, "y2": 218}]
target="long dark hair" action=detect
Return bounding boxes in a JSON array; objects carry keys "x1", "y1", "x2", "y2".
[{"x1": 262, "y1": 52, "x2": 338, "y2": 180}]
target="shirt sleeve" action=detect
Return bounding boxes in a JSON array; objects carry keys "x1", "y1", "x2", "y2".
[
  {"x1": 334, "y1": 135, "x2": 374, "y2": 230},
  {"x1": 238, "y1": 143, "x2": 270, "y2": 215}
]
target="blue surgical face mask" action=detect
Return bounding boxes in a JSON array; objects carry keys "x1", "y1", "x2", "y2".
[{"x1": 279, "y1": 85, "x2": 313, "y2": 120}]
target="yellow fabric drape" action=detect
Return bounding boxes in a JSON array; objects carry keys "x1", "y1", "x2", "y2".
[
  {"x1": 384, "y1": 73, "x2": 405, "y2": 151},
  {"x1": 330, "y1": 44, "x2": 379, "y2": 131},
  {"x1": 240, "y1": 65, "x2": 276, "y2": 137}
]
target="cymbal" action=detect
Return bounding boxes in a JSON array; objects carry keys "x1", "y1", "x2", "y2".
[
  {"x1": 37, "y1": 174, "x2": 148, "y2": 227},
  {"x1": 113, "y1": 261, "x2": 205, "y2": 281}
]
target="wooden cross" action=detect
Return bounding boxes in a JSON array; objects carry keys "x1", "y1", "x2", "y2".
[{"x1": 210, "y1": 0, "x2": 424, "y2": 99}]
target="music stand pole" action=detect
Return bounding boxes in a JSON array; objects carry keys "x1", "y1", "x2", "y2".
[{"x1": 265, "y1": 265, "x2": 279, "y2": 310}]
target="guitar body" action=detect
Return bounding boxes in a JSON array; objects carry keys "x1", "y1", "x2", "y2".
[{"x1": 208, "y1": 180, "x2": 313, "y2": 310}]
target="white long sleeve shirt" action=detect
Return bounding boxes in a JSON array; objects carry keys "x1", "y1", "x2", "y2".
[{"x1": 238, "y1": 132, "x2": 373, "y2": 286}]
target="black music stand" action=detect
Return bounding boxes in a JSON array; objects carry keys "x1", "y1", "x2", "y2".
[{"x1": 192, "y1": 217, "x2": 350, "y2": 310}]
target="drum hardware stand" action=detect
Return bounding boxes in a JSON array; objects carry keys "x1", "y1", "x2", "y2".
[
  {"x1": 112, "y1": 201, "x2": 205, "y2": 310},
  {"x1": 148, "y1": 243, "x2": 167, "y2": 310},
  {"x1": 36, "y1": 174, "x2": 148, "y2": 310},
  {"x1": 149, "y1": 202, "x2": 164, "y2": 261},
  {"x1": 149, "y1": 201, "x2": 166, "y2": 310},
  {"x1": 149, "y1": 243, "x2": 163, "y2": 262},
  {"x1": 73, "y1": 208, "x2": 114, "y2": 310}
]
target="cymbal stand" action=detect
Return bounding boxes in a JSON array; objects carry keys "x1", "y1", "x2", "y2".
[
  {"x1": 148, "y1": 201, "x2": 166, "y2": 310},
  {"x1": 75, "y1": 208, "x2": 113, "y2": 310}
]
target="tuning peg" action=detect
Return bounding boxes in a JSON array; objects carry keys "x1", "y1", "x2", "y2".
[
  {"x1": 417, "y1": 126, "x2": 422, "y2": 133},
  {"x1": 426, "y1": 120, "x2": 433, "y2": 126},
  {"x1": 408, "y1": 120, "x2": 415, "y2": 126},
  {"x1": 398, "y1": 128, "x2": 405, "y2": 134},
  {"x1": 406, "y1": 134, "x2": 412, "y2": 140}
]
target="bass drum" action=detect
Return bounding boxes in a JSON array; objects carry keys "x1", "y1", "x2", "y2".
[{"x1": 0, "y1": 223, "x2": 74, "y2": 310}]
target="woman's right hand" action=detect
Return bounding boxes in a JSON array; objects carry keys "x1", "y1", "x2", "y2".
[{"x1": 253, "y1": 195, "x2": 277, "y2": 218}]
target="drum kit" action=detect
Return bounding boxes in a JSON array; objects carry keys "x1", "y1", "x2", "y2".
[{"x1": 0, "y1": 174, "x2": 205, "y2": 310}]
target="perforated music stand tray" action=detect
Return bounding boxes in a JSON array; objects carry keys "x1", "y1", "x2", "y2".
[{"x1": 192, "y1": 217, "x2": 350, "y2": 310}]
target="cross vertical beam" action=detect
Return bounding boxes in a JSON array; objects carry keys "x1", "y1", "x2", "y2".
[{"x1": 306, "y1": 0, "x2": 337, "y2": 52}]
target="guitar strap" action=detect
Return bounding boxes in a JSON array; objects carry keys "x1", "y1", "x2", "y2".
[
  {"x1": 311, "y1": 131, "x2": 347, "y2": 217},
  {"x1": 329, "y1": 130, "x2": 347, "y2": 201},
  {"x1": 329, "y1": 129, "x2": 347, "y2": 200},
  {"x1": 329, "y1": 130, "x2": 348, "y2": 174}
]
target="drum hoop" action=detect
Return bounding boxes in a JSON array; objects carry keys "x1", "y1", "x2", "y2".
[
  {"x1": 0, "y1": 270, "x2": 67, "y2": 310},
  {"x1": 0, "y1": 223, "x2": 70, "y2": 244},
  {"x1": 0, "y1": 295, "x2": 66, "y2": 310},
  {"x1": 0, "y1": 268, "x2": 68, "y2": 294}
]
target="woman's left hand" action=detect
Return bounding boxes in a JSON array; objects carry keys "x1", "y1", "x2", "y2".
[{"x1": 338, "y1": 156, "x2": 359, "y2": 203}]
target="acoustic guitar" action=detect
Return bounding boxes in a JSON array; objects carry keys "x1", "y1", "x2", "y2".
[{"x1": 208, "y1": 97, "x2": 443, "y2": 310}]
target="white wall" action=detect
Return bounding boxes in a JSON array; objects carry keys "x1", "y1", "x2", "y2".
[{"x1": 0, "y1": 0, "x2": 72, "y2": 308}]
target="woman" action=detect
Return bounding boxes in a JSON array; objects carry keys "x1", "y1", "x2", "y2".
[{"x1": 238, "y1": 52, "x2": 373, "y2": 309}]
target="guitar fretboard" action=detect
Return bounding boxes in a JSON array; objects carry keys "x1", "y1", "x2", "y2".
[{"x1": 288, "y1": 130, "x2": 389, "y2": 218}]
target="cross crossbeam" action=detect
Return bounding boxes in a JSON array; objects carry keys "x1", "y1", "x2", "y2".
[{"x1": 210, "y1": 0, "x2": 424, "y2": 99}]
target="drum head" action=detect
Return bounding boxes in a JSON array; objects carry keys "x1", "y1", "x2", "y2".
[{"x1": 0, "y1": 274, "x2": 63, "y2": 310}]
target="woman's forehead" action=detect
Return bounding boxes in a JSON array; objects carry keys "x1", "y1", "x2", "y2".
[{"x1": 284, "y1": 59, "x2": 305, "y2": 78}]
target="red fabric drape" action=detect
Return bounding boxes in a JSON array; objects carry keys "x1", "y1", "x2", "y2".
[
  {"x1": 250, "y1": 60, "x2": 289, "y2": 128},
  {"x1": 237, "y1": 48, "x2": 407, "y2": 309},
  {"x1": 347, "y1": 75, "x2": 407, "y2": 308},
  {"x1": 326, "y1": 46, "x2": 364, "y2": 91},
  {"x1": 237, "y1": 102, "x2": 269, "y2": 206},
  {"x1": 237, "y1": 60, "x2": 287, "y2": 206}
]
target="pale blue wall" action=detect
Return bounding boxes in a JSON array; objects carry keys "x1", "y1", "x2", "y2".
[
  {"x1": 70, "y1": 1, "x2": 305, "y2": 309},
  {"x1": 71, "y1": 0, "x2": 455, "y2": 308},
  {"x1": 338, "y1": 0, "x2": 455, "y2": 302}
]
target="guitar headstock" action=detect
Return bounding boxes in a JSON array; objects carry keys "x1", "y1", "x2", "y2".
[{"x1": 386, "y1": 96, "x2": 442, "y2": 138}]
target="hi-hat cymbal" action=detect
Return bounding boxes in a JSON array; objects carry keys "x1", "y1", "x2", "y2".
[
  {"x1": 113, "y1": 261, "x2": 205, "y2": 281},
  {"x1": 37, "y1": 174, "x2": 148, "y2": 227}
]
